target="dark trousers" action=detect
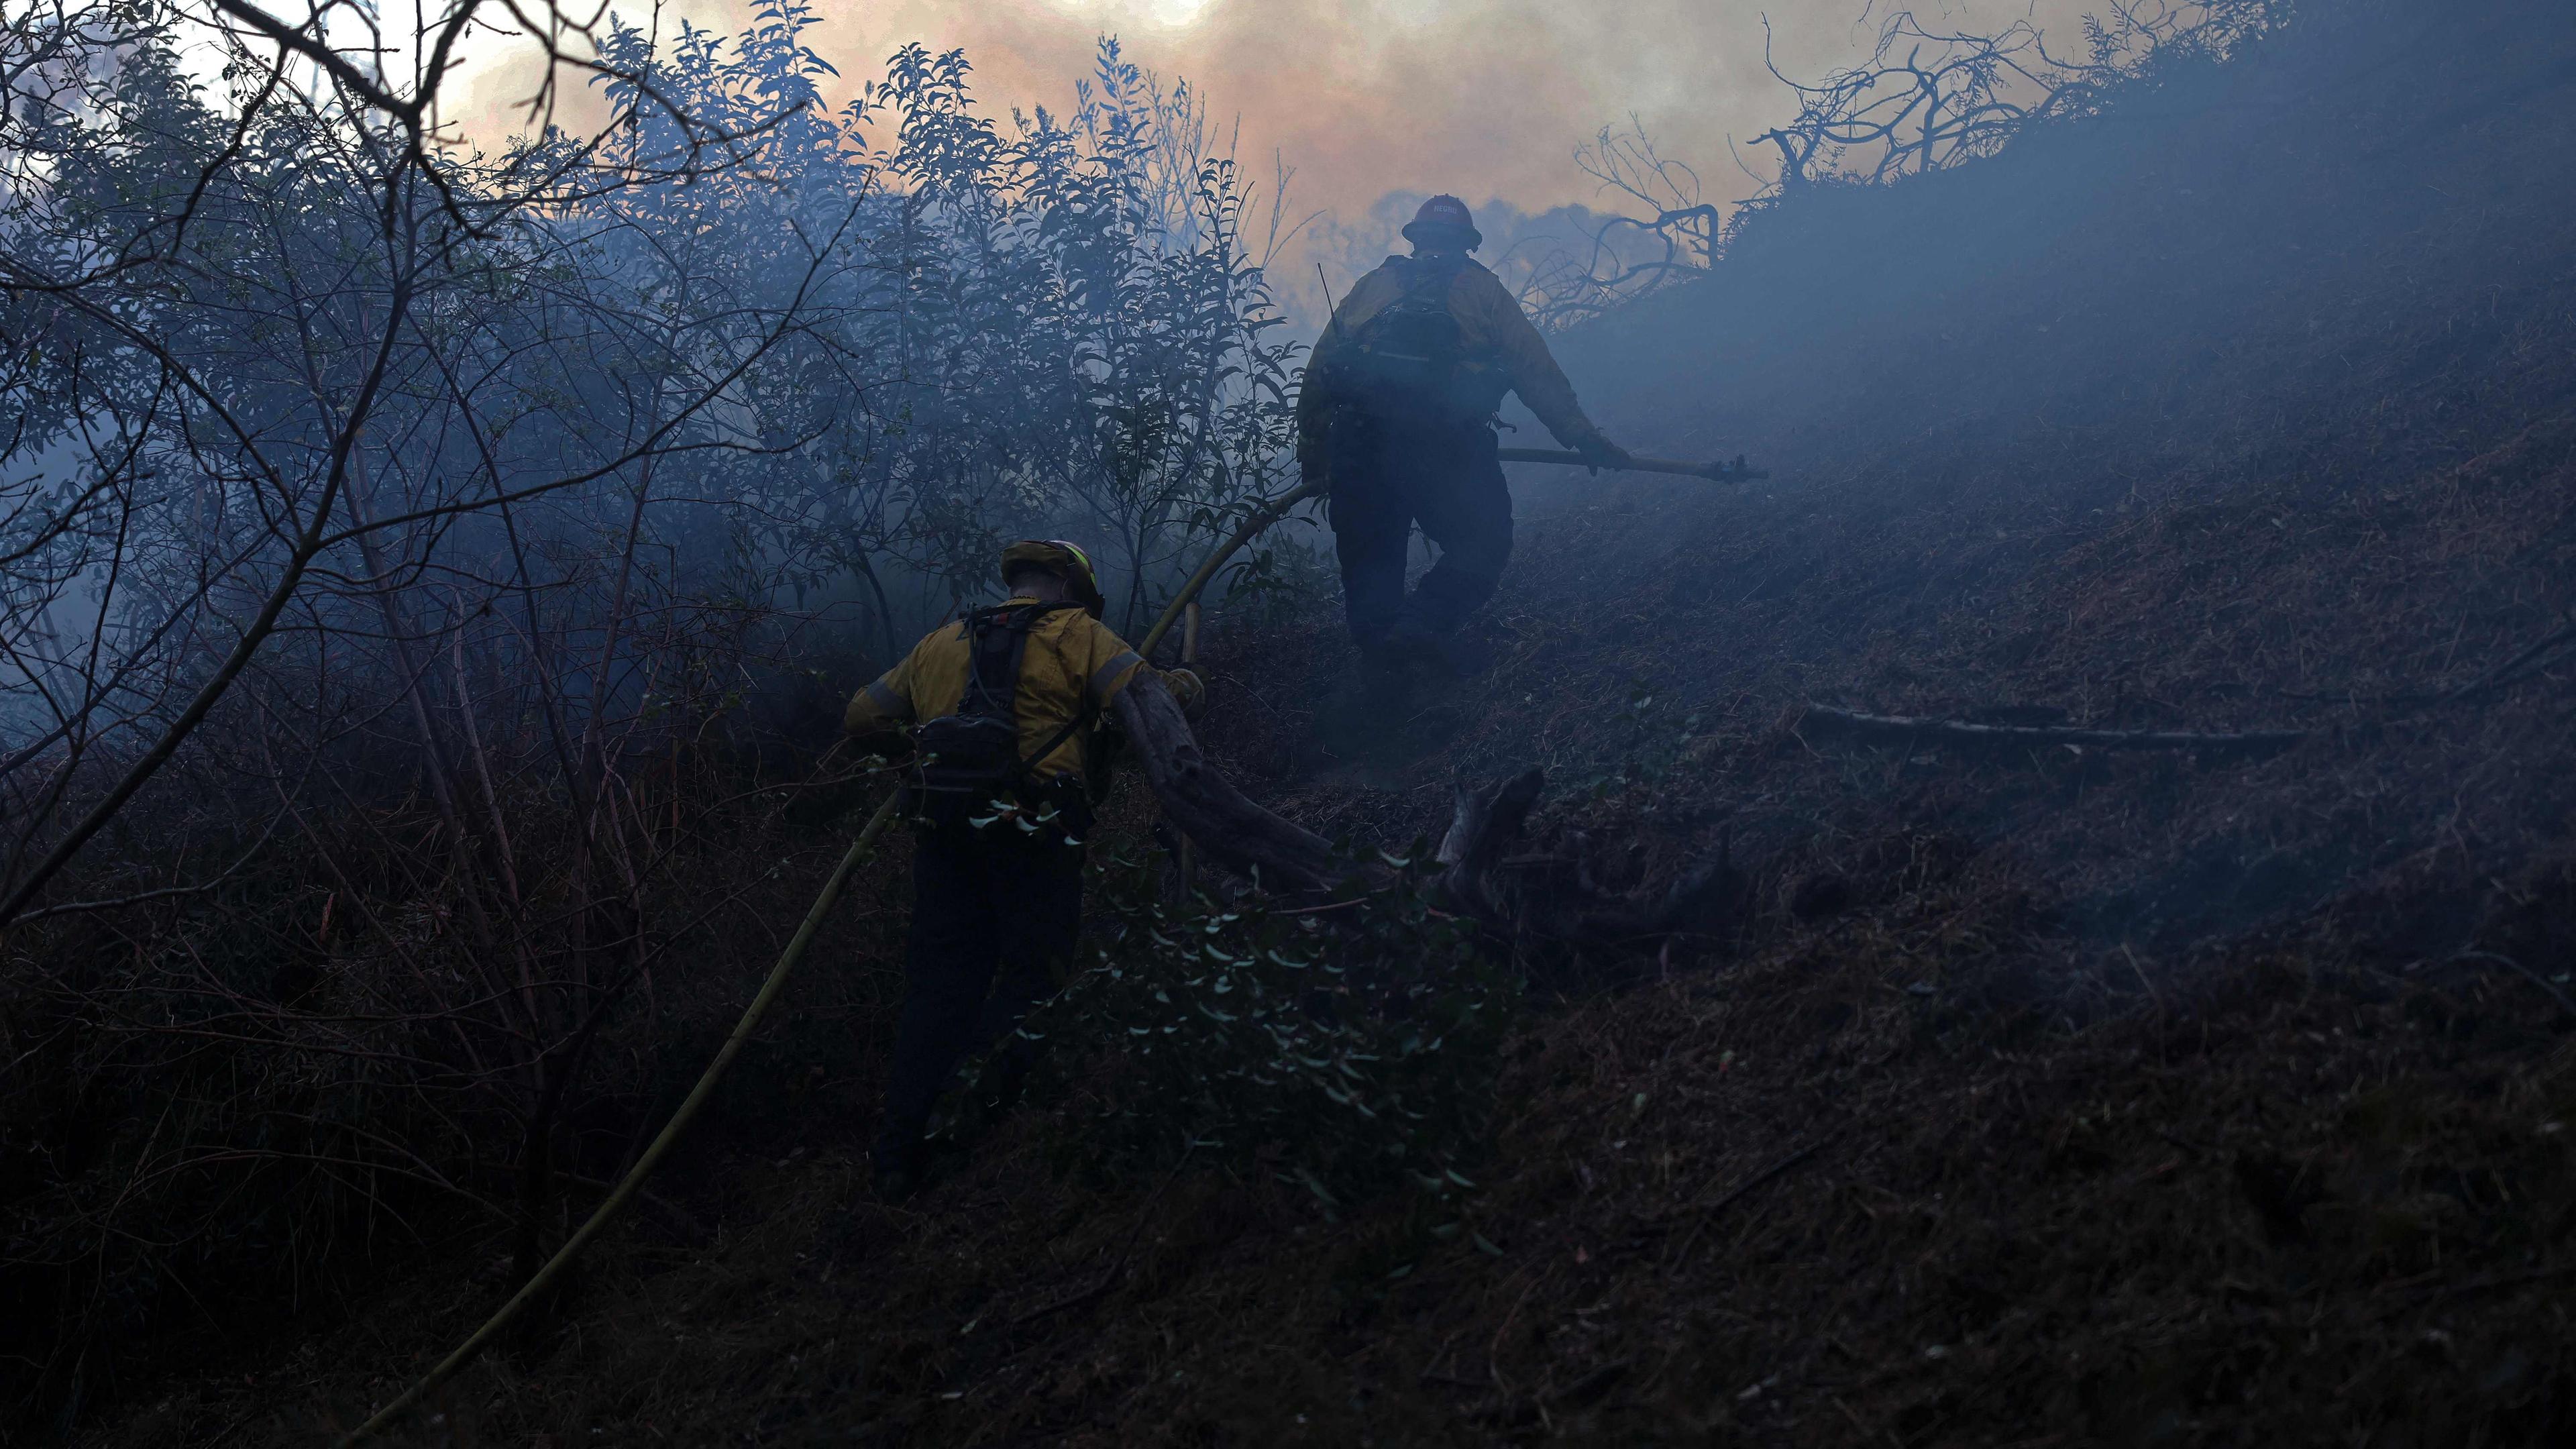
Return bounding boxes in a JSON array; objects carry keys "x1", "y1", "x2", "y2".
[
  {"x1": 1328, "y1": 413, "x2": 1513, "y2": 651},
  {"x1": 877, "y1": 828, "x2": 1084, "y2": 1150}
]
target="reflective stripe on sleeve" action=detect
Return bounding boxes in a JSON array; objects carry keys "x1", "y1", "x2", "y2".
[
  {"x1": 1087, "y1": 649, "x2": 1145, "y2": 705},
  {"x1": 862, "y1": 678, "x2": 911, "y2": 718}
]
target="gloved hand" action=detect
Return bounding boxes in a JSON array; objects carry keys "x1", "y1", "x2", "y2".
[
  {"x1": 1163, "y1": 667, "x2": 1208, "y2": 719},
  {"x1": 1571, "y1": 429, "x2": 1635, "y2": 474}
]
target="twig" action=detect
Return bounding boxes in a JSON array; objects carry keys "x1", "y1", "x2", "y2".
[
  {"x1": 553, "y1": 1171, "x2": 708, "y2": 1242},
  {"x1": 12, "y1": 804, "x2": 292, "y2": 922},
  {"x1": 1801, "y1": 704, "x2": 2304, "y2": 755},
  {"x1": 2375, "y1": 1263, "x2": 2576, "y2": 1320},
  {"x1": 1663, "y1": 1131, "x2": 1843, "y2": 1268},
  {"x1": 1418, "y1": 1368, "x2": 1491, "y2": 1391},
  {"x1": 1464, "y1": 1357, "x2": 1635, "y2": 1423},
  {"x1": 0, "y1": 270, "x2": 416, "y2": 932},
  {"x1": 199, "y1": 1401, "x2": 271, "y2": 1448},
  {"x1": 2438, "y1": 619, "x2": 2576, "y2": 703},
  {"x1": 1273, "y1": 898, "x2": 1372, "y2": 916},
  {"x1": 2284, "y1": 612, "x2": 2576, "y2": 708},
  {"x1": 2436, "y1": 951, "x2": 2576, "y2": 1024}
]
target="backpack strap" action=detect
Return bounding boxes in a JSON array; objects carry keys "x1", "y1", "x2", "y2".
[
  {"x1": 1015, "y1": 692, "x2": 1095, "y2": 792},
  {"x1": 960, "y1": 600, "x2": 1095, "y2": 788},
  {"x1": 959, "y1": 604, "x2": 1033, "y2": 720}
]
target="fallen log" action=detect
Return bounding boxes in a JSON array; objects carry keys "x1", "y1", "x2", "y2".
[
  {"x1": 1435, "y1": 769, "x2": 1733, "y2": 941},
  {"x1": 1116, "y1": 678, "x2": 1348, "y2": 896},
  {"x1": 1799, "y1": 704, "x2": 2305, "y2": 757}
]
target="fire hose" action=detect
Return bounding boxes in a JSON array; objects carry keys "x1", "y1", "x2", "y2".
[{"x1": 1497, "y1": 447, "x2": 1769, "y2": 483}]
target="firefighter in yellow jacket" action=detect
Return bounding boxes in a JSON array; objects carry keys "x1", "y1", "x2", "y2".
[
  {"x1": 844, "y1": 541, "x2": 1201, "y2": 1197},
  {"x1": 1298, "y1": 195, "x2": 1633, "y2": 674}
]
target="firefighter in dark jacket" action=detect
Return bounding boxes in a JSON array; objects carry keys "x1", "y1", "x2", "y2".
[
  {"x1": 1297, "y1": 195, "x2": 1633, "y2": 674},
  {"x1": 843, "y1": 541, "x2": 1203, "y2": 1198}
]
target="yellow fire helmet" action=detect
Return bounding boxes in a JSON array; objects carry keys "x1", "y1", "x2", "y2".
[{"x1": 999, "y1": 539, "x2": 1107, "y2": 618}]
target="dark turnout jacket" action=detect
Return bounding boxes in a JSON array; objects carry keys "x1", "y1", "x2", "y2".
[{"x1": 1297, "y1": 253, "x2": 1607, "y2": 472}]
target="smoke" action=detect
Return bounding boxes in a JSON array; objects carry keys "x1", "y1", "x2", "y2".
[{"x1": 452, "y1": 0, "x2": 2103, "y2": 235}]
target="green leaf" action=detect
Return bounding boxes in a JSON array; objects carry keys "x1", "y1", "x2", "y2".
[{"x1": 1295, "y1": 1167, "x2": 1340, "y2": 1208}]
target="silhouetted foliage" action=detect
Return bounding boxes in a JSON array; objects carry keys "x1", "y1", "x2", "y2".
[
  {"x1": 1521, "y1": 0, "x2": 2295, "y2": 328},
  {"x1": 0, "y1": 1, "x2": 1308, "y2": 1428}
]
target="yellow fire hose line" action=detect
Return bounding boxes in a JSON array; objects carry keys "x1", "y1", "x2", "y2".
[
  {"x1": 1134, "y1": 478, "x2": 1326, "y2": 659},
  {"x1": 337, "y1": 788, "x2": 896, "y2": 1446},
  {"x1": 1132, "y1": 481, "x2": 1322, "y2": 896},
  {"x1": 339, "y1": 480, "x2": 1326, "y2": 1445}
]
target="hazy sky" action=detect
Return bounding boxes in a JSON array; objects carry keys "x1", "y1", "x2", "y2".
[{"x1": 458, "y1": 0, "x2": 2094, "y2": 231}]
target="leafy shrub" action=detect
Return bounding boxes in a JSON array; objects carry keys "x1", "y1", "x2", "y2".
[
  {"x1": 0, "y1": 3, "x2": 1315, "y2": 1426},
  {"x1": 1026, "y1": 853, "x2": 1518, "y2": 1225}
]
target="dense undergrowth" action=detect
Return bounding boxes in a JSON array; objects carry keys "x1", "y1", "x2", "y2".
[
  {"x1": 21, "y1": 0, "x2": 2576, "y2": 1442},
  {"x1": 2, "y1": 0, "x2": 1320, "y2": 1431},
  {"x1": 1030, "y1": 851, "x2": 1513, "y2": 1222}
]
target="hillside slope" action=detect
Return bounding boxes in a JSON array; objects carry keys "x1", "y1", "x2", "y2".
[{"x1": 89, "y1": 0, "x2": 2576, "y2": 1444}]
